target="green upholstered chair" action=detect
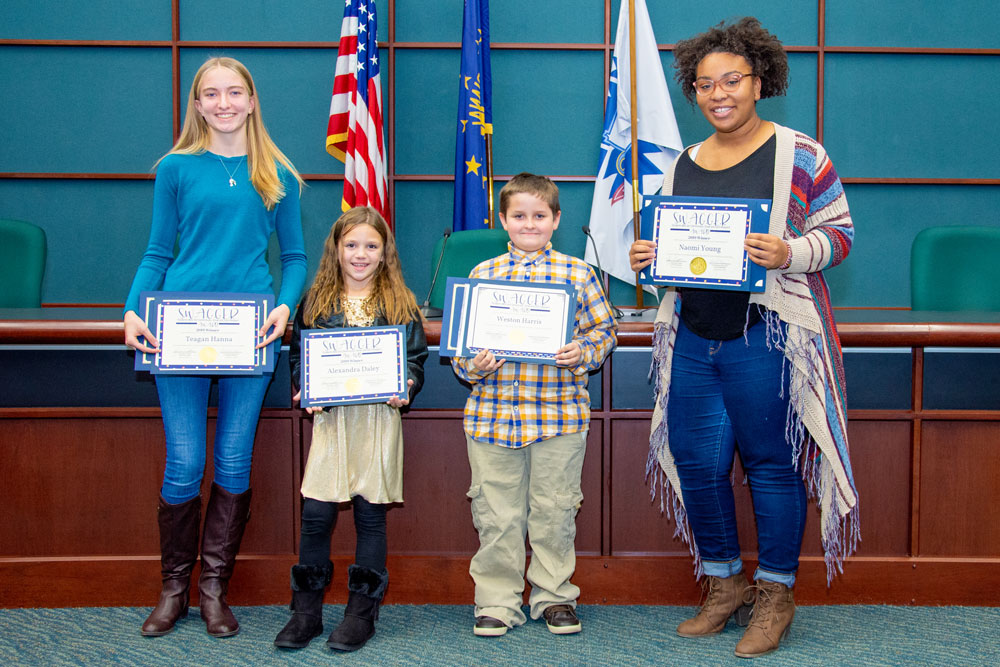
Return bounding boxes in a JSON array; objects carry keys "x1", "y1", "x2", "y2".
[
  {"x1": 910, "y1": 225, "x2": 1000, "y2": 311},
  {"x1": 0, "y1": 219, "x2": 47, "y2": 308},
  {"x1": 424, "y1": 227, "x2": 511, "y2": 313}
]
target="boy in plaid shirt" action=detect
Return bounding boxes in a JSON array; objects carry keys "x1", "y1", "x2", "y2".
[{"x1": 452, "y1": 173, "x2": 617, "y2": 637}]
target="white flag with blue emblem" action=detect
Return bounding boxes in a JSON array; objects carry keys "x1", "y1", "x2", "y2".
[{"x1": 586, "y1": 0, "x2": 682, "y2": 287}]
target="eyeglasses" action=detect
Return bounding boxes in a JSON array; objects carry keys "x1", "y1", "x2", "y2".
[{"x1": 692, "y1": 72, "x2": 753, "y2": 96}]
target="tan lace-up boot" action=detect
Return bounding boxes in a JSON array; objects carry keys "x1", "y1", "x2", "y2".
[
  {"x1": 734, "y1": 580, "x2": 795, "y2": 658},
  {"x1": 676, "y1": 573, "x2": 753, "y2": 637}
]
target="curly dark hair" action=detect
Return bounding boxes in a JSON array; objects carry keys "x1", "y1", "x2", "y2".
[{"x1": 672, "y1": 17, "x2": 789, "y2": 104}]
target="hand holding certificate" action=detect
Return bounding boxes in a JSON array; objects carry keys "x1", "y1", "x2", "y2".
[
  {"x1": 300, "y1": 326, "x2": 409, "y2": 408},
  {"x1": 439, "y1": 277, "x2": 577, "y2": 365},
  {"x1": 133, "y1": 292, "x2": 274, "y2": 375},
  {"x1": 637, "y1": 195, "x2": 772, "y2": 292}
]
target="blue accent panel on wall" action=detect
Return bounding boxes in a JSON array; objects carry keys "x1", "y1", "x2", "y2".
[
  {"x1": 393, "y1": 181, "x2": 456, "y2": 296},
  {"x1": 0, "y1": 1, "x2": 171, "y2": 40},
  {"x1": 0, "y1": 180, "x2": 155, "y2": 304},
  {"x1": 827, "y1": 2, "x2": 1000, "y2": 48},
  {"x1": 395, "y1": 50, "x2": 460, "y2": 176},
  {"x1": 270, "y1": 180, "x2": 346, "y2": 303},
  {"x1": 397, "y1": 0, "x2": 603, "y2": 44},
  {"x1": 611, "y1": 348, "x2": 655, "y2": 410},
  {"x1": 180, "y1": 0, "x2": 388, "y2": 42},
  {"x1": 491, "y1": 50, "x2": 605, "y2": 176},
  {"x1": 825, "y1": 185, "x2": 1000, "y2": 308},
  {"x1": 924, "y1": 350, "x2": 1000, "y2": 410},
  {"x1": 396, "y1": 48, "x2": 608, "y2": 180},
  {"x1": 825, "y1": 54, "x2": 1000, "y2": 179},
  {"x1": 661, "y1": 52, "x2": 817, "y2": 152},
  {"x1": 0, "y1": 349, "x2": 290, "y2": 408},
  {"x1": 177, "y1": 48, "x2": 355, "y2": 177},
  {"x1": 616, "y1": 0, "x2": 818, "y2": 46},
  {"x1": 843, "y1": 350, "x2": 912, "y2": 410},
  {"x1": 0, "y1": 48, "x2": 172, "y2": 173},
  {"x1": 491, "y1": 0, "x2": 604, "y2": 44}
]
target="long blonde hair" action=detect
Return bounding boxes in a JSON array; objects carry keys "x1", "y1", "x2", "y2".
[
  {"x1": 304, "y1": 207, "x2": 418, "y2": 326},
  {"x1": 160, "y1": 57, "x2": 304, "y2": 210}
]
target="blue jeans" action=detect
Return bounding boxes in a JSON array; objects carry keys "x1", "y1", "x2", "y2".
[
  {"x1": 668, "y1": 317, "x2": 807, "y2": 587},
  {"x1": 154, "y1": 373, "x2": 272, "y2": 504}
]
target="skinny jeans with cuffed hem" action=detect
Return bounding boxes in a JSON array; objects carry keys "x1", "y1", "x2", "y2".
[{"x1": 667, "y1": 318, "x2": 806, "y2": 587}]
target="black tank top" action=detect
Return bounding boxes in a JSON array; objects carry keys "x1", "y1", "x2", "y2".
[{"x1": 673, "y1": 134, "x2": 776, "y2": 340}]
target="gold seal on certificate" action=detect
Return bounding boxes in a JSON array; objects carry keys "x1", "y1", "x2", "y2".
[
  {"x1": 638, "y1": 195, "x2": 771, "y2": 293},
  {"x1": 300, "y1": 326, "x2": 408, "y2": 407},
  {"x1": 134, "y1": 292, "x2": 275, "y2": 375}
]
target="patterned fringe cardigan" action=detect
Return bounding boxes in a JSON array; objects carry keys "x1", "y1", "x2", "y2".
[{"x1": 647, "y1": 123, "x2": 860, "y2": 583}]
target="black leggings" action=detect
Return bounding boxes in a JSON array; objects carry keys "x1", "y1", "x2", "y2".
[{"x1": 299, "y1": 496, "x2": 387, "y2": 572}]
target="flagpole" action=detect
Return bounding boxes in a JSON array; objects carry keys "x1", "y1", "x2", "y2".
[
  {"x1": 628, "y1": 0, "x2": 644, "y2": 308},
  {"x1": 485, "y1": 130, "x2": 495, "y2": 229}
]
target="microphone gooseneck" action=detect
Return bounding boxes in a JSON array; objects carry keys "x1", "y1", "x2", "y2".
[
  {"x1": 582, "y1": 225, "x2": 624, "y2": 320},
  {"x1": 420, "y1": 229, "x2": 452, "y2": 318}
]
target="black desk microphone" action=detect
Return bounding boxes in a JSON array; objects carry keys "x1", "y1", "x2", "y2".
[
  {"x1": 582, "y1": 225, "x2": 624, "y2": 320},
  {"x1": 419, "y1": 229, "x2": 451, "y2": 318}
]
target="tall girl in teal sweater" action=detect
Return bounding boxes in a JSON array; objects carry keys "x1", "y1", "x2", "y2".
[{"x1": 123, "y1": 57, "x2": 306, "y2": 639}]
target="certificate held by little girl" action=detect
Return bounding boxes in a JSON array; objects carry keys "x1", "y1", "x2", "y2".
[{"x1": 300, "y1": 326, "x2": 408, "y2": 407}]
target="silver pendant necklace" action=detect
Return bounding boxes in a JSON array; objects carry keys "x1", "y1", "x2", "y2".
[{"x1": 218, "y1": 155, "x2": 246, "y2": 187}]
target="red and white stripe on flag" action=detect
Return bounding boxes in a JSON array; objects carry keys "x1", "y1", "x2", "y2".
[{"x1": 326, "y1": 0, "x2": 389, "y2": 226}]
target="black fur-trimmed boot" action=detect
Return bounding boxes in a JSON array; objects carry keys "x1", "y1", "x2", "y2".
[
  {"x1": 274, "y1": 561, "x2": 333, "y2": 649},
  {"x1": 326, "y1": 564, "x2": 388, "y2": 652}
]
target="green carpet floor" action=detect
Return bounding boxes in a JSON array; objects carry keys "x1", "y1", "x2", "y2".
[{"x1": 2, "y1": 604, "x2": 997, "y2": 666}]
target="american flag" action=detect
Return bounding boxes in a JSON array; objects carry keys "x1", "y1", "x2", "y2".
[{"x1": 326, "y1": 0, "x2": 389, "y2": 225}]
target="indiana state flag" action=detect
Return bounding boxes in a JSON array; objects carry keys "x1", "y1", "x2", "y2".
[
  {"x1": 587, "y1": 0, "x2": 682, "y2": 286},
  {"x1": 453, "y1": 0, "x2": 493, "y2": 231}
]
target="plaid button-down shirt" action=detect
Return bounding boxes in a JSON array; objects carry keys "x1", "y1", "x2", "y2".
[{"x1": 452, "y1": 243, "x2": 617, "y2": 448}]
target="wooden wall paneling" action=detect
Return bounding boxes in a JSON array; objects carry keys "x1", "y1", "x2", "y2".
[
  {"x1": 609, "y1": 418, "x2": 690, "y2": 556},
  {"x1": 236, "y1": 416, "x2": 296, "y2": 555},
  {"x1": 838, "y1": 420, "x2": 913, "y2": 556},
  {"x1": 0, "y1": 417, "x2": 166, "y2": 556},
  {"x1": 391, "y1": 418, "x2": 478, "y2": 555},
  {"x1": 918, "y1": 421, "x2": 1000, "y2": 557}
]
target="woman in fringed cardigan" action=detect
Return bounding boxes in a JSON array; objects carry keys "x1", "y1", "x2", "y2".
[{"x1": 629, "y1": 17, "x2": 858, "y2": 659}]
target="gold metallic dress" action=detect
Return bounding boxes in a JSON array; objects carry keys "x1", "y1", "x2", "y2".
[{"x1": 300, "y1": 296, "x2": 404, "y2": 504}]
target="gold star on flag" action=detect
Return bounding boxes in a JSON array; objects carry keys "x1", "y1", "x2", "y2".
[{"x1": 466, "y1": 155, "x2": 482, "y2": 174}]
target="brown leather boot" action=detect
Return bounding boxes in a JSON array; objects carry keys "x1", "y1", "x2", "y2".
[
  {"x1": 734, "y1": 580, "x2": 795, "y2": 658},
  {"x1": 141, "y1": 494, "x2": 201, "y2": 636},
  {"x1": 676, "y1": 573, "x2": 752, "y2": 638},
  {"x1": 198, "y1": 483, "x2": 252, "y2": 637}
]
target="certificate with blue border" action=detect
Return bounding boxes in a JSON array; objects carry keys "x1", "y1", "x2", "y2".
[
  {"x1": 638, "y1": 195, "x2": 771, "y2": 292},
  {"x1": 439, "y1": 277, "x2": 576, "y2": 365},
  {"x1": 134, "y1": 292, "x2": 274, "y2": 375},
  {"x1": 300, "y1": 326, "x2": 408, "y2": 407}
]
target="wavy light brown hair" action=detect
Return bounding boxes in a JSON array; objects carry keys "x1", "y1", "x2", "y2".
[
  {"x1": 672, "y1": 17, "x2": 789, "y2": 104},
  {"x1": 160, "y1": 57, "x2": 304, "y2": 210},
  {"x1": 303, "y1": 207, "x2": 418, "y2": 326}
]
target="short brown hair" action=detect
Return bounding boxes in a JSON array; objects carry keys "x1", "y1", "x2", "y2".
[{"x1": 499, "y1": 172, "x2": 560, "y2": 216}]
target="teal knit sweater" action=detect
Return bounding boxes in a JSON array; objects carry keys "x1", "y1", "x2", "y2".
[{"x1": 124, "y1": 151, "x2": 307, "y2": 314}]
